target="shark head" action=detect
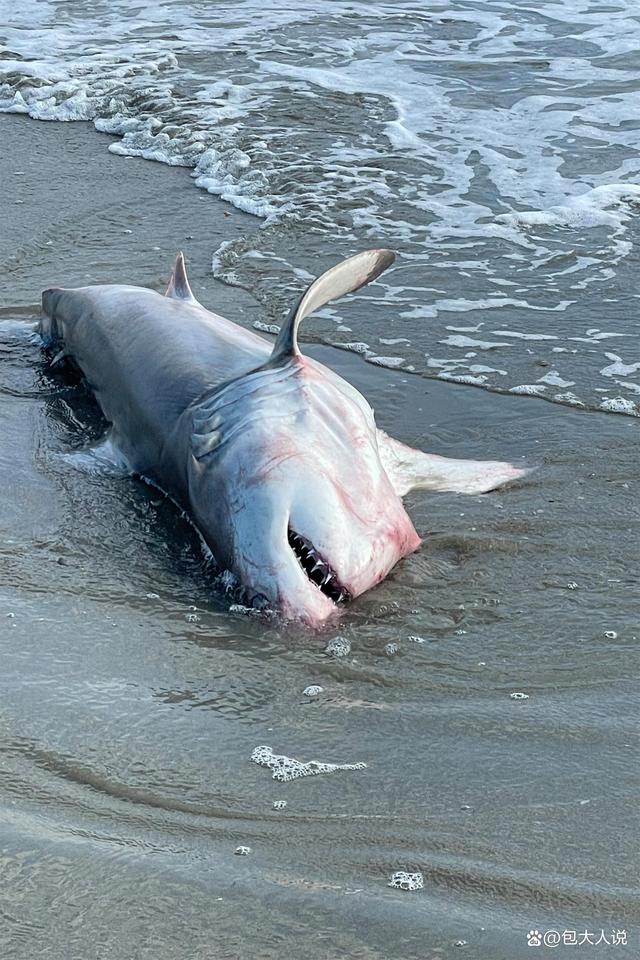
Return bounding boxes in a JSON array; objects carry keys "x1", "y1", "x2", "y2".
[
  {"x1": 185, "y1": 249, "x2": 421, "y2": 626},
  {"x1": 188, "y1": 355, "x2": 421, "y2": 625}
]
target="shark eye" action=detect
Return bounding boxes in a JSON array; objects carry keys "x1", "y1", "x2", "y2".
[{"x1": 288, "y1": 529, "x2": 351, "y2": 605}]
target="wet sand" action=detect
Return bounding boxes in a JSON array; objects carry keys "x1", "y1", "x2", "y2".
[{"x1": 1, "y1": 114, "x2": 639, "y2": 959}]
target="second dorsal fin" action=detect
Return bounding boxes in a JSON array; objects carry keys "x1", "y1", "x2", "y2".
[
  {"x1": 165, "y1": 251, "x2": 197, "y2": 302},
  {"x1": 270, "y1": 248, "x2": 395, "y2": 363}
]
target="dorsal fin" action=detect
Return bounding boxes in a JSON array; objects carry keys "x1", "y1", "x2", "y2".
[
  {"x1": 270, "y1": 248, "x2": 395, "y2": 362},
  {"x1": 165, "y1": 251, "x2": 197, "y2": 302}
]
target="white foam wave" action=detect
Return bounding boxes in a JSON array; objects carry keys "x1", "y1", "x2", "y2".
[
  {"x1": 600, "y1": 353, "x2": 640, "y2": 378},
  {"x1": 3, "y1": 0, "x2": 640, "y2": 417},
  {"x1": 537, "y1": 371, "x2": 576, "y2": 388},
  {"x1": 497, "y1": 184, "x2": 640, "y2": 234}
]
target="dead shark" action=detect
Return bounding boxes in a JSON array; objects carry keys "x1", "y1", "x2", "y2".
[{"x1": 40, "y1": 250, "x2": 529, "y2": 625}]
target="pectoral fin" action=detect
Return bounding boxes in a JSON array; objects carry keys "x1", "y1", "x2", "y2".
[
  {"x1": 378, "y1": 431, "x2": 532, "y2": 496},
  {"x1": 271, "y1": 248, "x2": 395, "y2": 363}
]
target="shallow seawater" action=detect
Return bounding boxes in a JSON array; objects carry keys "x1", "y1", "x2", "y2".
[
  {"x1": 1, "y1": 6, "x2": 640, "y2": 958},
  {"x1": 1, "y1": 151, "x2": 640, "y2": 952},
  {"x1": 2, "y1": 0, "x2": 640, "y2": 412}
]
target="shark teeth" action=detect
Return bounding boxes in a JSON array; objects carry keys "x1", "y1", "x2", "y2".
[{"x1": 287, "y1": 529, "x2": 351, "y2": 606}]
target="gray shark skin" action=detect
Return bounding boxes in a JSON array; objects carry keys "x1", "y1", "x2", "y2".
[{"x1": 40, "y1": 251, "x2": 529, "y2": 626}]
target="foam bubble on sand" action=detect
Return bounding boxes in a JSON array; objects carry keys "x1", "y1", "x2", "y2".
[
  {"x1": 335, "y1": 341, "x2": 371, "y2": 356},
  {"x1": 251, "y1": 745, "x2": 366, "y2": 782},
  {"x1": 367, "y1": 355, "x2": 406, "y2": 369},
  {"x1": 388, "y1": 871, "x2": 424, "y2": 891},
  {"x1": 439, "y1": 372, "x2": 487, "y2": 386},
  {"x1": 253, "y1": 321, "x2": 280, "y2": 335},
  {"x1": 325, "y1": 636, "x2": 351, "y2": 658},
  {"x1": 599, "y1": 397, "x2": 638, "y2": 415},
  {"x1": 510, "y1": 384, "x2": 547, "y2": 396}
]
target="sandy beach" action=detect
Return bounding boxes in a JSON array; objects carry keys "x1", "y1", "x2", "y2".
[{"x1": 1, "y1": 112, "x2": 639, "y2": 959}]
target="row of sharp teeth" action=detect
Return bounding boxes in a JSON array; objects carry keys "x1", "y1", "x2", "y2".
[{"x1": 288, "y1": 530, "x2": 350, "y2": 605}]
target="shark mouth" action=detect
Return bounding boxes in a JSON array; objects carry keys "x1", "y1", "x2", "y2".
[{"x1": 288, "y1": 528, "x2": 351, "y2": 606}]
